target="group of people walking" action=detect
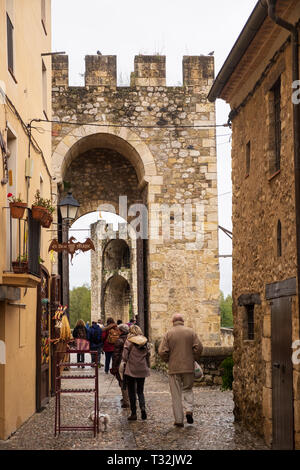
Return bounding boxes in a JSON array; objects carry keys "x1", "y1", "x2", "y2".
[{"x1": 73, "y1": 313, "x2": 203, "y2": 427}]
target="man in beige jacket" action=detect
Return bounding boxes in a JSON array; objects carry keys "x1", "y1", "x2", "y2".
[{"x1": 158, "y1": 314, "x2": 203, "y2": 427}]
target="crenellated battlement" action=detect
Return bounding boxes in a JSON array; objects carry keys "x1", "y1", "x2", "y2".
[{"x1": 52, "y1": 54, "x2": 214, "y2": 88}]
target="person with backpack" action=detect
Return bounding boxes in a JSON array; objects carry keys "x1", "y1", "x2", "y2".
[
  {"x1": 101, "y1": 317, "x2": 120, "y2": 374},
  {"x1": 88, "y1": 321, "x2": 102, "y2": 366}
]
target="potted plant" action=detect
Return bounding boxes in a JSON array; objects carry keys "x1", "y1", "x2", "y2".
[
  {"x1": 42, "y1": 202, "x2": 55, "y2": 228},
  {"x1": 7, "y1": 193, "x2": 27, "y2": 219},
  {"x1": 12, "y1": 254, "x2": 28, "y2": 274},
  {"x1": 32, "y1": 190, "x2": 55, "y2": 228}
]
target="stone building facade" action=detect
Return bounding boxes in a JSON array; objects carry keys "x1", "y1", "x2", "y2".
[
  {"x1": 51, "y1": 53, "x2": 220, "y2": 346},
  {"x1": 90, "y1": 220, "x2": 138, "y2": 324},
  {"x1": 208, "y1": 0, "x2": 300, "y2": 449}
]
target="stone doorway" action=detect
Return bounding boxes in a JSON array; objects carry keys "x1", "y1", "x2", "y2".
[{"x1": 103, "y1": 274, "x2": 131, "y2": 324}]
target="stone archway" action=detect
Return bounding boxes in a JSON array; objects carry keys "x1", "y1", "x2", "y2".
[
  {"x1": 51, "y1": 54, "x2": 221, "y2": 345},
  {"x1": 52, "y1": 126, "x2": 156, "y2": 335},
  {"x1": 103, "y1": 274, "x2": 131, "y2": 324},
  {"x1": 52, "y1": 124, "x2": 161, "y2": 190},
  {"x1": 103, "y1": 239, "x2": 130, "y2": 271}
]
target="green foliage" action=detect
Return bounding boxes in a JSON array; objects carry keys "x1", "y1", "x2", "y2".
[
  {"x1": 33, "y1": 190, "x2": 55, "y2": 214},
  {"x1": 69, "y1": 284, "x2": 91, "y2": 329},
  {"x1": 220, "y1": 355, "x2": 234, "y2": 391},
  {"x1": 219, "y1": 291, "x2": 233, "y2": 327}
]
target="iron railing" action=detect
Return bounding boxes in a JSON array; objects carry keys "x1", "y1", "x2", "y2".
[{"x1": 4, "y1": 207, "x2": 41, "y2": 277}]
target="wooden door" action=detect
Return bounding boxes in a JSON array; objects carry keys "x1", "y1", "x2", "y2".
[
  {"x1": 271, "y1": 296, "x2": 294, "y2": 449},
  {"x1": 136, "y1": 238, "x2": 148, "y2": 337},
  {"x1": 36, "y1": 266, "x2": 50, "y2": 411}
]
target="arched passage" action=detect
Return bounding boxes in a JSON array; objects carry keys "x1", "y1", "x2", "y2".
[
  {"x1": 103, "y1": 239, "x2": 130, "y2": 271},
  {"x1": 103, "y1": 274, "x2": 131, "y2": 324},
  {"x1": 53, "y1": 125, "x2": 158, "y2": 337},
  {"x1": 52, "y1": 124, "x2": 159, "y2": 196}
]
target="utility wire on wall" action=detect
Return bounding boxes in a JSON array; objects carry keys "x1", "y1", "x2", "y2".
[{"x1": 32, "y1": 118, "x2": 230, "y2": 130}]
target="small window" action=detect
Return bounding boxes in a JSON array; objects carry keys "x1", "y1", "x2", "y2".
[
  {"x1": 245, "y1": 304, "x2": 254, "y2": 340},
  {"x1": 41, "y1": 0, "x2": 47, "y2": 34},
  {"x1": 277, "y1": 220, "x2": 282, "y2": 257},
  {"x1": 42, "y1": 60, "x2": 47, "y2": 117},
  {"x1": 7, "y1": 13, "x2": 14, "y2": 73},
  {"x1": 246, "y1": 141, "x2": 250, "y2": 176},
  {"x1": 271, "y1": 78, "x2": 281, "y2": 174}
]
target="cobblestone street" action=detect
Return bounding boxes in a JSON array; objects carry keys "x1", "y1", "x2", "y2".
[{"x1": 0, "y1": 357, "x2": 268, "y2": 451}]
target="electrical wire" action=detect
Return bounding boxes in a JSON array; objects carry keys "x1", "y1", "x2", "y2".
[
  {"x1": 31, "y1": 125, "x2": 232, "y2": 141},
  {"x1": 3, "y1": 94, "x2": 52, "y2": 178},
  {"x1": 32, "y1": 118, "x2": 230, "y2": 129}
]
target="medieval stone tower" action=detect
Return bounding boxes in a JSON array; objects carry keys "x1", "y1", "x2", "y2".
[
  {"x1": 90, "y1": 220, "x2": 138, "y2": 324},
  {"x1": 51, "y1": 53, "x2": 220, "y2": 346}
]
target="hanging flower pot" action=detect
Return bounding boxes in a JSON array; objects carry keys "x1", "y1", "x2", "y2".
[
  {"x1": 12, "y1": 260, "x2": 28, "y2": 274},
  {"x1": 7, "y1": 193, "x2": 27, "y2": 219},
  {"x1": 9, "y1": 201, "x2": 27, "y2": 219},
  {"x1": 41, "y1": 211, "x2": 53, "y2": 228},
  {"x1": 32, "y1": 190, "x2": 55, "y2": 228},
  {"x1": 32, "y1": 205, "x2": 49, "y2": 223}
]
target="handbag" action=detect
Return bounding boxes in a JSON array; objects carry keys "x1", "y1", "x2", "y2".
[
  {"x1": 76, "y1": 338, "x2": 90, "y2": 351},
  {"x1": 194, "y1": 361, "x2": 203, "y2": 379},
  {"x1": 119, "y1": 359, "x2": 126, "y2": 381}
]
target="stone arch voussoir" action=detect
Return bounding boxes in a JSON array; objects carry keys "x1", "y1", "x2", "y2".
[{"x1": 52, "y1": 123, "x2": 159, "y2": 188}]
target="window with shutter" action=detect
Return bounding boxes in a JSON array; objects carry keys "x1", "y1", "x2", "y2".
[{"x1": 7, "y1": 13, "x2": 14, "y2": 73}]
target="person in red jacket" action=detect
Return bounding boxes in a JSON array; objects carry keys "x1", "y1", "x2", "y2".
[{"x1": 101, "y1": 317, "x2": 120, "y2": 374}]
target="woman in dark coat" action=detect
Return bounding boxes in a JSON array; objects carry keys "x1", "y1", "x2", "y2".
[
  {"x1": 101, "y1": 317, "x2": 119, "y2": 373},
  {"x1": 111, "y1": 323, "x2": 130, "y2": 408},
  {"x1": 72, "y1": 319, "x2": 88, "y2": 366},
  {"x1": 122, "y1": 325, "x2": 150, "y2": 421}
]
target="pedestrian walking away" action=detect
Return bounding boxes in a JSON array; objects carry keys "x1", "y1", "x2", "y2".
[
  {"x1": 88, "y1": 321, "x2": 102, "y2": 366},
  {"x1": 122, "y1": 324, "x2": 150, "y2": 421},
  {"x1": 158, "y1": 314, "x2": 203, "y2": 427},
  {"x1": 111, "y1": 323, "x2": 130, "y2": 408},
  {"x1": 101, "y1": 317, "x2": 120, "y2": 373},
  {"x1": 72, "y1": 319, "x2": 89, "y2": 367}
]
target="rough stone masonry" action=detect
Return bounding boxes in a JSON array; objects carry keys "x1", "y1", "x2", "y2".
[{"x1": 51, "y1": 53, "x2": 220, "y2": 346}]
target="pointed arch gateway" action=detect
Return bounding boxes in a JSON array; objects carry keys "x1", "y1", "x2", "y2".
[{"x1": 52, "y1": 123, "x2": 161, "y2": 337}]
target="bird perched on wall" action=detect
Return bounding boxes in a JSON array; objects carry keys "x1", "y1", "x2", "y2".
[
  {"x1": 97, "y1": 50, "x2": 102, "y2": 55},
  {"x1": 208, "y1": 51, "x2": 214, "y2": 56}
]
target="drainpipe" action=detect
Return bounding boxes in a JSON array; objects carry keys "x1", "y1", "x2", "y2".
[{"x1": 267, "y1": 0, "x2": 300, "y2": 337}]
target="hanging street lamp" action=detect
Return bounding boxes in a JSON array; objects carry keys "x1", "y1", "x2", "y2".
[{"x1": 58, "y1": 192, "x2": 80, "y2": 225}]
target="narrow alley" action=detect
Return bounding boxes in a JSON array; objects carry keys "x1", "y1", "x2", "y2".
[{"x1": 0, "y1": 362, "x2": 267, "y2": 451}]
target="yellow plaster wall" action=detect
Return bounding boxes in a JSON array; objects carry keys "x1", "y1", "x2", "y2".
[{"x1": 0, "y1": 0, "x2": 52, "y2": 439}]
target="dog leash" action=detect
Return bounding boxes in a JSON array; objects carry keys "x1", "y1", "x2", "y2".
[{"x1": 99, "y1": 374, "x2": 115, "y2": 409}]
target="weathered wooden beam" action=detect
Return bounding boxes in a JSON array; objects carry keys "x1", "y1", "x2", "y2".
[{"x1": 265, "y1": 277, "x2": 297, "y2": 300}]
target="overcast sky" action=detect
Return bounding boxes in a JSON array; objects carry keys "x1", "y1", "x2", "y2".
[{"x1": 52, "y1": 0, "x2": 258, "y2": 296}]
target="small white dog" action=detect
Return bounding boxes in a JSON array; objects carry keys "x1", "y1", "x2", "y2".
[{"x1": 89, "y1": 411, "x2": 110, "y2": 432}]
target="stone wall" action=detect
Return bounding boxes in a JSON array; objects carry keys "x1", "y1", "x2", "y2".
[
  {"x1": 220, "y1": 327, "x2": 234, "y2": 347},
  {"x1": 52, "y1": 53, "x2": 220, "y2": 347},
  {"x1": 227, "y1": 37, "x2": 300, "y2": 446},
  {"x1": 153, "y1": 340, "x2": 233, "y2": 387}
]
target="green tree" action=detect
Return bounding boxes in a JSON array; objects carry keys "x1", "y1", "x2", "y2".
[
  {"x1": 69, "y1": 284, "x2": 91, "y2": 328},
  {"x1": 219, "y1": 291, "x2": 233, "y2": 328}
]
